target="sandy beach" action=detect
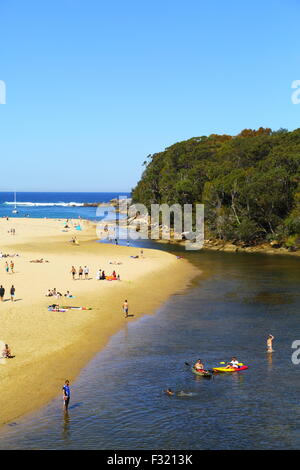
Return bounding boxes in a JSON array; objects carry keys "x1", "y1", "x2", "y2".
[{"x1": 0, "y1": 217, "x2": 198, "y2": 425}]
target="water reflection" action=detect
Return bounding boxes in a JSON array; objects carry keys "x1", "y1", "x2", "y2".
[
  {"x1": 62, "y1": 412, "x2": 71, "y2": 444},
  {"x1": 267, "y1": 352, "x2": 273, "y2": 371}
]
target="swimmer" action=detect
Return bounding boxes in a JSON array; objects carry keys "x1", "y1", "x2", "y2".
[
  {"x1": 176, "y1": 391, "x2": 197, "y2": 397},
  {"x1": 164, "y1": 389, "x2": 197, "y2": 397},
  {"x1": 267, "y1": 334, "x2": 275, "y2": 353}
]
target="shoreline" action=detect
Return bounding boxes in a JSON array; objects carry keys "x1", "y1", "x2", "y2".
[
  {"x1": 202, "y1": 240, "x2": 300, "y2": 257},
  {"x1": 153, "y1": 237, "x2": 300, "y2": 257},
  {"x1": 0, "y1": 218, "x2": 199, "y2": 425}
]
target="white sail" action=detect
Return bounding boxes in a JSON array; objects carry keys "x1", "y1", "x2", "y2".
[{"x1": 12, "y1": 191, "x2": 18, "y2": 214}]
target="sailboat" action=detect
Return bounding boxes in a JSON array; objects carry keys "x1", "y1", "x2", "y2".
[{"x1": 12, "y1": 191, "x2": 18, "y2": 214}]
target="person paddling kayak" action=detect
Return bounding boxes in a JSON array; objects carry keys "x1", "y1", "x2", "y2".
[
  {"x1": 225, "y1": 357, "x2": 240, "y2": 369},
  {"x1": 194, "y1": 359, "x2": 206, "y2": 371}
]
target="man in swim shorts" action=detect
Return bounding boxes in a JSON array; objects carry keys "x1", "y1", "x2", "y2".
[{"x1": 123, "y1": 300, "x2": 129, "y2": 318}]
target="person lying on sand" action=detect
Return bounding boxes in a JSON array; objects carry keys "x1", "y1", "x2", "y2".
[
  {"x1": 2, "y1": 344, "x2": 15, "y2": 359},
  {"x1": 30, "y1": 258, "x2": 49, "y2": 263}
]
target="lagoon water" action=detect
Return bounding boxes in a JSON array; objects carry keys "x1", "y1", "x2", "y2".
[{"x1": 0, "y1": 244, "x2": 300, "y2": 450}]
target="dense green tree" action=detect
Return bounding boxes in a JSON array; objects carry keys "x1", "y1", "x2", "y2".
[{"x1": 132, "y1": 128, "x2": 300, "y2": 247}]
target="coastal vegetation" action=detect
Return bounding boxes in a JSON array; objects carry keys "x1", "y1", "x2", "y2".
[{"x1": 132, "y1": 128, "x2": 300, "y2": 250}]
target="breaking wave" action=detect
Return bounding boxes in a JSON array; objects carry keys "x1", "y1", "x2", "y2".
[{"x1": 4, "y1": 202, "x2": 85, "y2": 207}]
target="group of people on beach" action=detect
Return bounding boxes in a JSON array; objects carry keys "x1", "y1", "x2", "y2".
[
  {"x1": 96, "y1": 269, "x2": 120, "y2": 281},
  {"x1": 4, "y1": 260, "x2": 14, "y2": 274},
  {"x1": 0, "y1": 251, "x2": 19, "y2": 258},
  {"x1": 0, "y1": 285, "x2": 16, "y2": 302},
  {"x1": 70, "y1": 265, "x2": 90, "y2": 280},
  {"x1": 46, "y1": 289, "x2": 73, "y2": 298},
  {"x1": 70, "y1": 266, "x2": 121, "y2": 281}
]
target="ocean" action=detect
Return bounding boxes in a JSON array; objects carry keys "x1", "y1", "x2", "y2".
[{"x1": 0, "y1": 192, "x2": 131, "y2": 220}]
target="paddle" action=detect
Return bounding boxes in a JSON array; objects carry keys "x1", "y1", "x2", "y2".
[{"x1": 219, "y1": 362, "x2": 244, "y2": 366}]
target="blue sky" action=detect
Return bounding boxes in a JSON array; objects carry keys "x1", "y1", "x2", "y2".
[{"x1": 0, "y1": 0, "x2": 299, "y2": 192}]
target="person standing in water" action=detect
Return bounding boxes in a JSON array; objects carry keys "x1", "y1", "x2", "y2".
[
  {"x1": 62, "y1": 380, "x2": 71, "y2": 412},
  {"x1": 267, "y1": 334, "x2": 275, "y2": 353}
]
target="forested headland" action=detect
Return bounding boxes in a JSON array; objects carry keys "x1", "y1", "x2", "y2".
[{"x1": 132, "y1": 128, "x2": 300, "y2": 250}]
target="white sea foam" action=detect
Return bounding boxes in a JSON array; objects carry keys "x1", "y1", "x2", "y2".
[{"x1": 4, "y1": 202, "x2": 85, "y2": 207}]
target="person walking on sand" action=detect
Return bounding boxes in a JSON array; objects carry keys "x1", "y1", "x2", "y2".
[
  {"x1": 78, "y1": 266, "x2": 83, "y2": 279},
  {"x1": 84, "y1": 265, "x2": 89, "y2": 280},
  {"x1": 10, "y1": 285, "x2": 15, "y2": 302},
  {"x1": 123, "y1": 299, "x2": 129, "y2": 318},
  {"x1": 62, "y1": 380, "x2": 71, "y2": 412},
  {"x1": 5, "y1": 262, "x2": 9, "y2": 274},
  {"x1": 71, "y1": 266, "x2": 76, "y2": 280},
  {"x1": 267, "y1": 334, "x2": 275, "y2": 353},
  {"x1": 0, "y1": 285, "x2": 5, "y2": 301},
  {"x1": 10, "y1": 261, "x2": 14, "y2": 273}
]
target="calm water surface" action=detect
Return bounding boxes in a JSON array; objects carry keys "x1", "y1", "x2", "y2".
[{"x1": 0, "y1": 249, "x2": 300, "y2": 449}]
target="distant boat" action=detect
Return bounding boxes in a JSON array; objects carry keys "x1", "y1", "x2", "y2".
[{"x1": 12, "y1": 191, "x2": 18, "y2": 214}]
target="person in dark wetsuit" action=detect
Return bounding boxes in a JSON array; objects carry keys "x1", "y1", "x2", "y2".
[{"x1": 62, "y1": 380, "x2": 71, "y2": 412}]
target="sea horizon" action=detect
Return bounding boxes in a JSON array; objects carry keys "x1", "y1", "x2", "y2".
[{"x1": 0, "y1": 191, "x2": 131, "y2": 220}]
